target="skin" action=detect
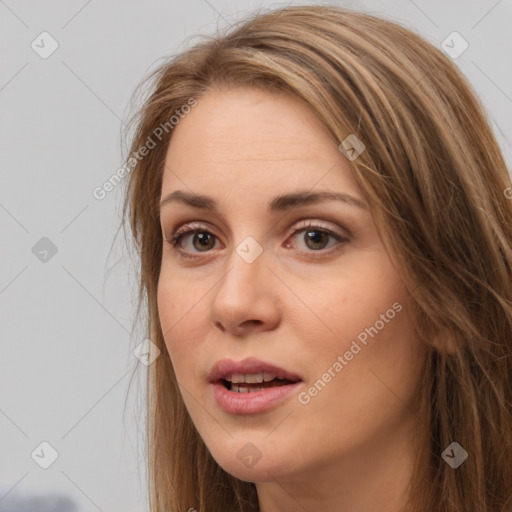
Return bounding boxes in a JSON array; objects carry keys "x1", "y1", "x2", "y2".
[{"x1": 157, "y1": 86, "x2": 429, "y2": 512}]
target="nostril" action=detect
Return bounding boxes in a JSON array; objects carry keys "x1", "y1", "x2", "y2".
[{"x1": 240, "y1": 319, "x2": 263, "y2": 328}]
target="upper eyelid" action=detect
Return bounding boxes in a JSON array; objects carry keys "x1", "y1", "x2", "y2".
[
  {"x1": 160, "y1": 203, "x2": 359, "y2": 235},
  {"x1": 168, "y1": 220, "x2": 349, "y2": 247}
]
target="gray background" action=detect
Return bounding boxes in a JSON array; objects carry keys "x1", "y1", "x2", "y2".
[{"x1": 1, "y1": 1, "x2": 511, "y2": 511}]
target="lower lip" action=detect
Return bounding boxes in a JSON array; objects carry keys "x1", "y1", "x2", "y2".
[{"x1": 211, "y1": 381, "x2": 302, "y2": 414}]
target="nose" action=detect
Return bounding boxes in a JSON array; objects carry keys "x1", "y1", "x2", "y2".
[{"x1": 210, "y1": 247, "x2": 281, "y2": 337}]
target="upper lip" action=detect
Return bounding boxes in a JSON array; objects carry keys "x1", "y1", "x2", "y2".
[{"x1": 208, "y1": 357, "x2": 303, "y2": 383}]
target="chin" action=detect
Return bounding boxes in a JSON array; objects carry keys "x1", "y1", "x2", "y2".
[{"x1": 205, "y1": 436, "x2": 299, "y2": 483}]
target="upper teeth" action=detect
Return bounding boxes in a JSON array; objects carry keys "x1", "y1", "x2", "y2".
[{"x1": 226, "y1": 372, "x2": 277, "y2": 384}]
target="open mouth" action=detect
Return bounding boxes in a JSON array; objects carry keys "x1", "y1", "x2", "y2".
[
  {"x1": 209, "y1": 359, "x2": 303, "y2": 413},
  {"x1": 221, "y1": 373, "x2": 299, "y2": 393}
]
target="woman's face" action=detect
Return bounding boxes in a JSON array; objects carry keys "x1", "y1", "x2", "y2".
[{"x1": 157, "y1": 86, "x2": 427, "y2": 491}]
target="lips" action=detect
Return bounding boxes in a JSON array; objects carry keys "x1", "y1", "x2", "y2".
[
  {"x1": 208, "y1": 357, "x2": 302, "y2": 390},
  {"x1": 208, "y1": 357, "x2": 303, "y2": 414}
]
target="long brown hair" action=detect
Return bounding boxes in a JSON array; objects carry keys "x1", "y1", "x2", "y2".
[{"x1": 122, "y1": 5, "x2": 512, "y2": 511}]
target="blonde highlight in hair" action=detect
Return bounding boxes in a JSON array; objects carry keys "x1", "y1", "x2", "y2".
[{"x1": 122, "y1": 5, "x2": 512, "y2": 511}]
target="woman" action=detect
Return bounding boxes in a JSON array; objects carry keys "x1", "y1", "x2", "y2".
[{"x1": 122, "y1": 5, "x2": 512, "y2": 511}]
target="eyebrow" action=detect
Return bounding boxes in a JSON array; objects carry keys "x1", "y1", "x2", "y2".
[{"x1": 159, "y1": 189, "x2": 368, "y2": 213}]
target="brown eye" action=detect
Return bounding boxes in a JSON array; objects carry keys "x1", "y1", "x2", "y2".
[
  {"x1": 286, "y1": 222, "x2": 348, "y2": 255},
  {"x1": 303, "y1": 229, "x2": 330, "y2": 250},
  {"x1": 191, "y1": 232, "x2": 216, "y2": 251},
  {"x1": 169, "y1": 229, "x2": 219, "y2": 253}
]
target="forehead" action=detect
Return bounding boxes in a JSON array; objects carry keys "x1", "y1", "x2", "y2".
[{"x1": 162, "y1": 86, "x2": 359, "y2": 199}]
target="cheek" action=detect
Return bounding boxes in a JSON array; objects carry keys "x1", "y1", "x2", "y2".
[
  {"x1": 157, "y1": 264, "x2": 205, "y2": 333},
  {"x1": 157, "y1": 273, "x2": 205, "y2": 376},
  {"x1": 308, "y1": 258, "x2": 406, "y2": 346},
  {"x1": 304, "y1": 257, "x2": 419, "y2": 403}
]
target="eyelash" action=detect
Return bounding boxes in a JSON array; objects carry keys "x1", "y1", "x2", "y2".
[{"x1": 164, "y1": 221, "x2": 349, "y2": 261}]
